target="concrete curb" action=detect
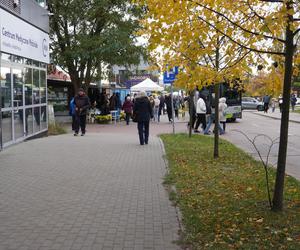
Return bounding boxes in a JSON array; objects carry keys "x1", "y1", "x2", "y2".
[
  {"x1": 252, "y1": 112, "x2": 300, "y2": 124},
  {"x1": 158, "y1": 137, "x2": 186, "y2": 249}
]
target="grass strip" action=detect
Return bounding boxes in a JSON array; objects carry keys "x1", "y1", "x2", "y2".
[
  {"x1": 161, "y1": 134, "x2": 300, "y2": 249},
  {"x1": 48, "y1": 123, "x2": 67, "y2": 136}
]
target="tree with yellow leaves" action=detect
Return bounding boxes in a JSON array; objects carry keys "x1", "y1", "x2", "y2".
[
  {"x1": 136, "y1": 0, "x2": 253, "y2": 159},
  {"x1": 136, "y1": 0, "x2": 300, "y2": 211}
]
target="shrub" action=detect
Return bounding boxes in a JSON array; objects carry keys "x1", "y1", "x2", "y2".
[
  {"x1": 95, "y1": 115, "x2": 112, "y2": 124},
  {"x1": 48, "y1": 123, "x2": 67, "y2": 136}
]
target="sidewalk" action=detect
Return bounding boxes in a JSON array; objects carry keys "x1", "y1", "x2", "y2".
[
  {"x1": 0, "y1": 132, "x2": 180, "y2": 250},
  {"x1": 252, "y1": 109, "x2": 300, "y2": 123}
]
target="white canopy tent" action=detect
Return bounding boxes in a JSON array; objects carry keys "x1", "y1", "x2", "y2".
[{"x1": 130, "y1": 78, "x2": 164, "y2": 92}]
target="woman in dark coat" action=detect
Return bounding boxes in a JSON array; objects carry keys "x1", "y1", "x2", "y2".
[{"x1": 133, "y1": 92, "x2": 153, "y2": 145}]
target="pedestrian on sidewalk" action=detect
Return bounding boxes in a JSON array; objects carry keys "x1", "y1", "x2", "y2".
[
  {"x1": 271, "y1": 98, "x2": 276, "y2": 113},
  {"x1": 278, "y1": 94, "x2": 283, "y2": 113},
  {"x1": 122, "y1": 96, "x2": 133, "y2": 125},
  {"x1": 153, "y1": 95, "x2": 160, "y2": 122},
  {"x1": 165, "y1": 94, "x2": 173, "y2": 122},
  {"x1": 263, "y1": 94, "x2": 270, "y2": 113},
  {"x1": 291, "y1": 94, "x2": 297, "y2": 112},
  {"x1": 69, "y1": 97, "x2": 76, "y2": 131},
  {"x1": 74, "y1": 88, "x2": 90, "y2": 136},
  {"x1": 194, "y1": 94, "x2": 207, "y2": 133},
  {"x1": 219, "y1": 97, "x2": 227, "y2": 133},
  {"x1": 133, "y1": 91, "x2": 153, "y2": 145},
  {"x1": 158, "y1": 94, "x2": 165, "y2": 122}
]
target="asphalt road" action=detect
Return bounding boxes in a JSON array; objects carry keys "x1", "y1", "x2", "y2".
[{"x1": 223, "y1": 111, "x2": 300, "y2": 180}]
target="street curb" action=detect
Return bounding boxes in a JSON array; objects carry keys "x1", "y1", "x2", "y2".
[
  {"x1": 252, "y1": 112, "x2": 300, "y2": 124},
  {"x1": 158, "y1": 137, "x2": 186, "y2": 249}
]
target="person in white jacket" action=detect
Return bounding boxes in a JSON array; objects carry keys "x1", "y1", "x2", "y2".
[
  {"x1": 194, "y1": 95, "x2": 207, "y2": 133},
  {"x1": 219, "y1": 97, "x2": 227, "y2": 133}
]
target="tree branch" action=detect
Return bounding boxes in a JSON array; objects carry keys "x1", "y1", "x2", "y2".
[
  {"x1": 196, "y1": 15, "x2": 285, "y2": 56},
  {"x1": 193, "y1": 1, "x2": 285, "y2": 44}
]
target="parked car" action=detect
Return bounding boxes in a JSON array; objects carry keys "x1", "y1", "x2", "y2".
[
  {"x1": 296, "y1": 97, "x2": 300, "y2": 105},
  {"x1": 242, "y1": 97, "x2": 264, "y2": 111}
]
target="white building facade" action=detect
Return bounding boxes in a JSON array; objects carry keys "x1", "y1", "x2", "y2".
[{"x1": 0, "y1": 0, "x2": 49, "y2": 150}]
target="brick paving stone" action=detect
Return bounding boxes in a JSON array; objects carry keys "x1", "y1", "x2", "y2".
[{"x1": 0, "y1": 129, "x2": 181, "y2": 249}]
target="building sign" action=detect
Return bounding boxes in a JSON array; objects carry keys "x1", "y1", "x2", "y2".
[
  {"x1": 0, "y1": 8, "x2": 49, "y2": 63},
  {"x1": 126, "y1": 75, "x2": 151, "y2": 89}
]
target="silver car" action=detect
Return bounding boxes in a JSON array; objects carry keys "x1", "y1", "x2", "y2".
[{"x1": 242, "y1": 97, "x2": 264, "y2": 111}]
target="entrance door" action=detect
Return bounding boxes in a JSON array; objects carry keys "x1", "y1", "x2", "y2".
[{"x1": 0, "y1": 65, "x2": 25, "y2": 147}]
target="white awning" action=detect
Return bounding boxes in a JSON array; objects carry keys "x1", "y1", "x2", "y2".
[{"x1": 130, "y1": 78, "x2": 164, "y2": 92}]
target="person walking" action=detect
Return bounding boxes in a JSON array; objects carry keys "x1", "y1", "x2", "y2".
[
  {"x1": 122, "y1": 96, "x2": 133, "y2": 125},
  {"x1": 165, "y1": 94, "x2": 173, "y2": 122},
  {"x1": 69, "y1": 97, "x2": 76, "y2": 131},
  {"x1": 74, "y1": 88, "x2": 90, "y2": 136},
  {"x1": 174, "y1": 96, "x2": 180, "y2": 119},
  {"x1": 219, "y1": 97, "x2": 227, "y2": 133},
  {"x1": 153, "y1": 95, "x2": 160, "y2": 122},
  {"x1": 263, "y1": 94, "x2": 270, "y2": 113},
  {"x1": 271, "y1": 98, "x2": 276, "y2": 113},
  {"x1": 133, "y1": 92, "x2": 153, "y2": 145},
  {"x1": 278, "y1": 94, "x2": 283, "y2": 113},
  {"x1": 291, "y1": 94, "x2": 297, "y2": 112},
  {"x1": 158, "y1": 94, "x2": 165, "y2": 122},
  {"x1": 194, "y1": 94, "x2": 207, "y2": 133}
]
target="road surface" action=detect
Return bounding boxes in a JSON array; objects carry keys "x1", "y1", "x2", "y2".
[{"x1": 223, "y1": 111, "x2": 300, "y2": 180}]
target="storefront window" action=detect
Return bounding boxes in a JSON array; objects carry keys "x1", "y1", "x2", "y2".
[
  {"x1": 41, "y1": 106, "x2": 47, "y2": 130},
  {"x1": 40, "y1": 70, "x2": 46, "y2": 103},
  {"x1": 0, "y1": 67, "x2": 12, "y2": 108},
  {"x1": 33, "y1": 69, "x2": 40, "y2": 105},
  {"x1": 24, "y1": 68, "x2": 33, "y2": 105},
  {"x1": 25, "y1": 108, "x2": 33, "y2": 135},
  {"x1": 13, "y1": 69, "x2": 23, "y2": 107},
  {"x1": 33, "y1": 107, "x2": 41, "y2": 132},
  {"x1": 32, "y1": 60, "x2": 40, "y2": 67},
  {"x1": 1, "y1": 111, "x2": 12, "y2": 143}
]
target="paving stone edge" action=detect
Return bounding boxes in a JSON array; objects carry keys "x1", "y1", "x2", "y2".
[{"x1": 158, "y1": 136, "x2": 187, "y2": 249}]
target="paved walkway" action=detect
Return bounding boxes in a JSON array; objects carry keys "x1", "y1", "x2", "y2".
[{"x1": 0, "y1": 132, "x2": 180, "y2": 250}]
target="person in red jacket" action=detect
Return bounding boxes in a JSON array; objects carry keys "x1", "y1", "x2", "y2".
[{"x1": 122, "y1": 96, "x2": 134, "y2": 125}]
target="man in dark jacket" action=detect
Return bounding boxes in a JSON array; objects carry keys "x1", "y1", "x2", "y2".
[
  {"x1": 74, "y1": 88, "x2": 90, "y2": 136},
  {"x1": 133, "y1": 92, "x2": 153, "y2": 145},
  {"x1": 165, "y1": 94, "x2": 173, "y2": 122}
]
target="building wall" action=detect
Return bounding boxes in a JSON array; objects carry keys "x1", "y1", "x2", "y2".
[
  {"x1": 0, "y1": 1, "x2": 49, "y2": 150},
  {"x1": 0, "y1": 0, "x2": 49, "y2": 32}
]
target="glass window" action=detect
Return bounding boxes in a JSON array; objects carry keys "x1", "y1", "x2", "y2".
[
  {"x1": 32, "y1": 60, "x2": 40, "y2": 67},
  {"x1": 33, "y1": 69, "x2": 40, "y2": 104},
  {"x1": 25, "y1": 108, "x2": 33, "y2": 136},
  {"x1": 13, "y1": 69, "x2": 23, "y2": 107},
  {"x1": 14, "y1": 109, "x2": 24, "y2": 140},
  {"x1": 40, "y1": 70, "x2": 46, "y2": 103},
  {"x1": 1, "y1": 111, "x2": 12, "y2": 143},
  {"x1": 0, "y1": 67, "x2": 12, "y2": 108},
  {"x1": 24, "y1": 68, "x2": 33, "y2": 105},
  {"x1": 33, "y1": 107, "x2": 41, "y2": 132},
  {"x1": 40, "y1": 63, "x2": 47, "y2": 69},
  {"x1": 41, "y1": 106, "x2": 47, "y2": 130}
]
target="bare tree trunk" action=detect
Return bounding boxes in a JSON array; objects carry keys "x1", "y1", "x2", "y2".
[
  {"x1": 272, "y1": 2, "x2": 294, "y2": 211},
  {"x1": 214, "y1": 84, "x2": 220, "y2": 158},
  {"x1": 189, "y1": 91, "x2": 194, "y2": 138},
  {"x1": 214, "y1": 41, "x2": 220, "y2": 159}
]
